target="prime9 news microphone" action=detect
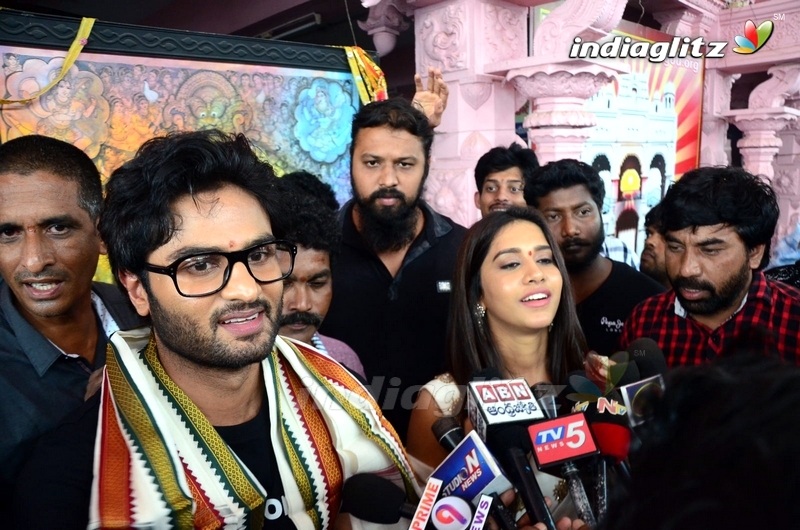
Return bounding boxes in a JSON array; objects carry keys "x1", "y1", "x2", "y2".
[
  {"x1": 466, "y1": 368, "x2": 557, "y2": 530},
  {"x1": 341, "y1": 473, "x2": 480, "y2": 530}
]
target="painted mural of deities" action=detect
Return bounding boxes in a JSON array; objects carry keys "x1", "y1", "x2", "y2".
[{"x1": 294, "y1": 78, "x2": 355, "y2": 164}]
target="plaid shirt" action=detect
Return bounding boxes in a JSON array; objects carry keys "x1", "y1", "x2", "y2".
[
  {"x1": 618, "y1": 272, "x2": 800, "y2": 367},
  {"x1": 601, "y1": 236, "x2": 639, "y2": 269}
]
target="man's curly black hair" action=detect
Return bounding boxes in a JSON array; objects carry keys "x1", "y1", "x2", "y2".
[{"x1": 277, "y1": 171, "x2": 342, "y2": 261}]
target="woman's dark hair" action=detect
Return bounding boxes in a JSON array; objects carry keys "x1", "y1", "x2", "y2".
[
  {"x1": 658, "y1": 166, "x2": 778, "y2": 269},
  {"x1": 99, "y1": 130, "x2": 283, "y2": 284},
  {"x1": 446, "y1": 206, "x2": 586, "y2": 388}
]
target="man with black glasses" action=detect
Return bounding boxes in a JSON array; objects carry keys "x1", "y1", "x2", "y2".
[{"x1": 13, "y1": 131, "x2": 418, "y2": 529}]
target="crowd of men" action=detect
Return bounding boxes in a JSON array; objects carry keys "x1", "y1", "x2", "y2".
[{"x1": 2, "y1": 74, "x2": 800, "y2": 527}]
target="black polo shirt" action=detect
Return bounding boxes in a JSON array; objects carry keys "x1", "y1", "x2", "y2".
[
  {"x1": 0, "y1": 281, "x2": 144, "y2": 516},
  {"x1": 319, "y1": 200, "x2": 467, "y2": 440}
]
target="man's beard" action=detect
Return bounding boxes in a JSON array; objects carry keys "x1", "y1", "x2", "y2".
[
  {"x1": 561, "y1": 225, "x2": 605, "y2": 274},
  {"x1": 148, "y1": 294, "x2": 280, "y2": 370},
  {"x1": 671, "y1": 261, "x2": 751, "y2": 316},
  {"x1": 640, "y1": 254, "x2": 669, "y2": 286},
  {"x1": 353, "y1": 181, "x2": 424, "y2": 253}
]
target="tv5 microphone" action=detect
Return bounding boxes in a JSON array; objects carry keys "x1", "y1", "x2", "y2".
[{"x1": 527, "y1": 381, "x2": 601, "y2": 529}]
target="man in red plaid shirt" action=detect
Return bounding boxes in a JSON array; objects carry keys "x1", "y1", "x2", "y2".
[{"x1": 619, "y1": 166, "x2": 800, "y2": 367}]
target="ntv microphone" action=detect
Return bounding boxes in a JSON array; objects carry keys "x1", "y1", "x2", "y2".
[
  {"x1": 466, "y1": 368, "x2": 557, "y2": 530},
  {"x1": 571, "y1": 388, "x2": 632, "y2": 523}
]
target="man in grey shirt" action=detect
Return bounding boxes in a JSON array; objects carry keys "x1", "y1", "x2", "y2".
[{"x1": 0, "y1": 136, "x2": 143, "y2": 514}]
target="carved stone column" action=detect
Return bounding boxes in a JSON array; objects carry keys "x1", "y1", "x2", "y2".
[
  {"x1": 732, "y1": 110, "x2": 798, "y2": 178},
  {"x1": 701, "y1": 70, "x2": 739, "y2": 166},
  {"x1": 358, "y1": 0, "x2": 412, "y2": 57},
  {"x1": 508, "y1": 63, "x2": 619, "y2": 163},
  {"x1": 772, "y1": 98, "x2": 800, "y2": 242},
  {"x1": 725, "y1": 64, "x2": 800, "y2": 179},
  {"x1": 652, "y1": 9, "x2": 716, "y2": 39},
  {"x1": 413, "y1": 0, "x2": 528, "y2": 227}
]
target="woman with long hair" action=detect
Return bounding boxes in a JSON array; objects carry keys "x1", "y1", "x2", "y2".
[{"x1": 407, "y1": 206, "x2": 586, "y2": 470}]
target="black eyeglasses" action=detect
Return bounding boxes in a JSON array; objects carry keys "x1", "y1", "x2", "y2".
[{"x1": 143, "y1": 240, "x2": 297, "y2": 297}]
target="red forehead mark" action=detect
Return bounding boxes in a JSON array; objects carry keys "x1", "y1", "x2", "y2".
[
  {"x1": 229, "y1": 240, "x2": 236, "y2": 249},
  {"x1": 528, "y1": 250, "x2": 533, "y2": 256}
]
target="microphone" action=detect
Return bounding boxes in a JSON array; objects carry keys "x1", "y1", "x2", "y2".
[
  {"x1": 433, "y1": 416, "x2": 465, "y2": 452},
  {"x1": 617, "y1": 374, "x2": 665, "y2": 429},
  {"x1": 340, "y1": 473, "x2": 416, "y2": 523},
  {"x1": 527, "y1": 412, "x2": 599, "y2": 528},
  {"x1": 430, "y1": 496, "x2": 474, "y2": 530},
  {"x1": 466, "y1": 368, "x2": 556, "y2": 530},
  {"x1": 429, "y1": 430, "x2": 513, "y2": 504},
  {"x1": 626, "y1": 337, "x2": 667, "y2": 378},
  {"x1": 579, "y1": 391, "x2": 633, "y2": 523},
  {"x1": 430, "y1": 418, "x2": 517, "y2": 530},
  {"x1": 410, "y1": 477, "x2": 445, "y2": 529}
]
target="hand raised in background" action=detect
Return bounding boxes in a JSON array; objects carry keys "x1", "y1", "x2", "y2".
[{"x1": 412, "y1": 66, "x2": 449, "y2": 128}]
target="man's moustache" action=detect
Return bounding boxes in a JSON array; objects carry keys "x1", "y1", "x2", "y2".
[
  {"x1": 672, "y1": 277, "x2": 714, "y2": 292},
  {"x1": 562, "y1": 238, "x2": 589, "y2": 248},
  {"x1": 279, "y1": 311, "x2": 323, "y2": 328}
]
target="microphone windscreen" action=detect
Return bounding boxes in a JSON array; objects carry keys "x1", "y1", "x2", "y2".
[
  {"x1": 590, "y1": 423, "x2": 631, "y2": 464},
  {"x1": 626, "y1": 337, "x2": 668, "y2": 378},
  {"x1": 609, "y1": 352, "x2": 641, "y2": 388},
  {"x1": 340, "y1": 474, "x2": 406, "y2": 524},
  {"x1": 471, "y1": 366, "x2": 503, "y2": 381},
  {"x1": 484, "y1": 423, "x2": 532, "y2": 473}
]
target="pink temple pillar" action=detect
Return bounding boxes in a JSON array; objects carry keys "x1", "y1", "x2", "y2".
[{"x1": 412, "y1": 0, "x2": 529, "y2": 227}]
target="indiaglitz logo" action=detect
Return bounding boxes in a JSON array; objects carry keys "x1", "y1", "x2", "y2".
[
  {"x1": 569, "y1": 18, "x2": 778, "y2": 62},
  {"x1": 732, "y1": 19, "x2": 775, "y2": 54}
]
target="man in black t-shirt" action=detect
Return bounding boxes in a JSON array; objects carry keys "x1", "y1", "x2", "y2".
[
  {"x1": 320, "y1": 96, "x2": 466, "y2": 442},
  {"x1": 14, "y1": 131, "x2": 417, "y2": 529},
  {"x1": 526, "y1": 159, "x2": 665, "y2": 355}
]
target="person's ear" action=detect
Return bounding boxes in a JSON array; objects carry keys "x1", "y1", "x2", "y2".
[
  {"x1": 474, "y1": 191, "x2": 481, "y2": 211},
  {"x1": 94, "y1": 220, "x2": 108, "y2": 255},
  {"x1": 118, "y1": 271, "x2": 151, "y2": 317},
  {"x1": 748, "y1": 243, "x2": 766, "y2": 270}
]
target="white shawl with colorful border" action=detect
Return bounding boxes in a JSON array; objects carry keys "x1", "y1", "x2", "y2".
[{"x1": 89, "y1": 328, "x2": 419, "y2": 529}]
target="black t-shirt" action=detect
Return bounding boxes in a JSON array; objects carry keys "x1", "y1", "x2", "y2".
[
  {"x1": 577, "y1": 260, "x2": 666, "y2": 356},
  {"x1": 12, "y1": 393, "x2": 296, "y2": 529},
  {"x1": 320, "y1": 201, "x2": 466, "y2": 441}
]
